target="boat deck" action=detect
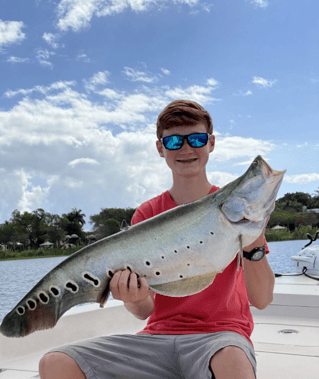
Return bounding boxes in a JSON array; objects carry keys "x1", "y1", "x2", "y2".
[{"x1": 1, "y1": 275, "x2": 318, "y2": 378}]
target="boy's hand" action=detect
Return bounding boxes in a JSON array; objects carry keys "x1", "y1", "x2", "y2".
[{"x1": 110, "y1": 269, "x2": 150, "y2": 305}]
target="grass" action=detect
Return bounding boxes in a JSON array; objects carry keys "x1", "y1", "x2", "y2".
[{"x1": 0, "y1": 247, "x2": 83, "y2": 261}]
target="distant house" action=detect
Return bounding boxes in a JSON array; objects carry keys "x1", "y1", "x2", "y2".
[
  {"x1": 302, "y1": 206, "x2": 319, "y2": 214},
  {"x1": 271, "y1": 225, "x2": 287, "y2": 230},
  {"x1": 306, "y1": 209, "x2": 319, "y2": 214},
  {"x1": 40, "y1": 241, "x2": 54, "y2": 249}
]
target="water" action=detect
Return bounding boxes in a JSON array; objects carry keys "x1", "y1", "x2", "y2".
[{"x1": 0, "y1": 240, "x2": 309, "y2": 322}]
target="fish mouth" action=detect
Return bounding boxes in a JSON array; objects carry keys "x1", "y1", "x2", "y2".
[
  {"x1": 259, "y1": 157, "x2": 286, "y2": 180},
  {"x1": 231, "y1": 217, "x2": 257, "y2": 225}
]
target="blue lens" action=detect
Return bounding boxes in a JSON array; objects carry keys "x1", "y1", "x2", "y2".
[
  {"x1": 163, "y1": 135, "x2": 183, "y2": 150},
  {"x1": 188, "y1": 133, "x2": 208, "y2": 147}
]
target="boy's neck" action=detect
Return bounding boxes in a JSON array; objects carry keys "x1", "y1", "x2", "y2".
[{"x1": 169, "y1": 174, "x2": 213, "y2": 205}]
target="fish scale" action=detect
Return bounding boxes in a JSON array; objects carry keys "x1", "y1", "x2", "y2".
[{"x1": 0, "y1": 156, "x2": 285, "y2": 338}]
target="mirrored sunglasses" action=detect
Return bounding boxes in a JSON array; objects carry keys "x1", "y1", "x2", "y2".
[{"x1": 161, "y1": 133, "x2": 211, "y2": 150}]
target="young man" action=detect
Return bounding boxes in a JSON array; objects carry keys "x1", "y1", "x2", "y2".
[{"x1": 40, "y1": 100, "x2": 275, "y2": 379}]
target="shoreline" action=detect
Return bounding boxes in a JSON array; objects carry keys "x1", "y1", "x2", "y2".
[
  {"x1": 0, "y1": 247, "x2": 81, "y2": 262},
  {"x1": 0, "y1": 235, "x2": 313, "y2": 262}
]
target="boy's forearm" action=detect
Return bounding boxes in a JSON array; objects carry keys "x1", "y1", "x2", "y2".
[
  {"x1": 244, "y1": 256, "x2": 275, "y2": 310},
  {"x1": 124, "y1": 294, "x2": 155, "y2": 320}
]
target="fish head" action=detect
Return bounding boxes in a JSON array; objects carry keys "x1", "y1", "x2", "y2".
[{"x1": 220, "y1": 155, "x2": 286, "y2": 245}]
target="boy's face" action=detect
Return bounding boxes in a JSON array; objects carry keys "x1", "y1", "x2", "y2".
[{"x1": 156, "y1": 123, "x2": 215, "y2": 179}]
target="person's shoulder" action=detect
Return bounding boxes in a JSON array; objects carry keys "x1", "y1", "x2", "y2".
[{"x1": 131, "y1": 191, "x2": 174, "y2": 225}]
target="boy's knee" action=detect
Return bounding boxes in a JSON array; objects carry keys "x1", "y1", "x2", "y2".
[
  {"x1": 210, "y1": 346, "x2": 255, "y2": 378},
  {"x1": 39, "y1": 352, "x2": 85, "y2": 379}
]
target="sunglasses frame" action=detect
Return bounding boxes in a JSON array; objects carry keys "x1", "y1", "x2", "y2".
[{"x1": 160, "y1": 133, "x2": 211, "y2": 151}]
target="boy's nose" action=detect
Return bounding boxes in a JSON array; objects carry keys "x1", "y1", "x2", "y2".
[{"x1": 180, "y1": 139, "x2": 193, "y2": 150}]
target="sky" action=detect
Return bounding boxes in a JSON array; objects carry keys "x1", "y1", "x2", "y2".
[{"x1": 0, "y1": 0, "x2": 318, "y2": 230}]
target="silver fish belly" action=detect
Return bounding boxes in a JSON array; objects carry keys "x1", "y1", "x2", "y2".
[{"x1": 0, "y1": 156, "x2": 285, "y2": 337}]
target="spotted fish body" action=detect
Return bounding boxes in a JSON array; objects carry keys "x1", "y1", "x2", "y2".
[{"x1": 0, "y1": 156, "x2": 285, "y2": 338}]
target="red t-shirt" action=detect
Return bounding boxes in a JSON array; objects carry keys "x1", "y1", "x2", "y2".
[{"x1": 131, "y1": 187, "x2": 269, "y2": 345}]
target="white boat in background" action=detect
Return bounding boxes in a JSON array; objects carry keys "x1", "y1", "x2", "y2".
[
  {"x1": 290, "y1": 231, "x2": 319, "y2": 275},
  {"x1": 1, "y1": 236, "x2": 319, "y2": 379}
]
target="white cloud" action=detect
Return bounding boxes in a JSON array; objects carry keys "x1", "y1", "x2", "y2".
[
  {"x1": 165, "y1": 85, "x2": 219, "y2": 105},
  {"x1": 56, "y1": 0, "x2": 200, "y2": 32},
  {"x1": 43, "y1": 32, "x2": 61, "y2": 49},
  {"x1": 84, "y1": 71, "x2": 110, "y2": 91},
  {"x1": 0, "y1": 19, "x2": 26, "y2": 47},
  {"x1": 284, "y1": 173, "x2": 319, "y2": 184},
  {"x1": 213, "y1": 135, "x2": 275, "y2": 161},
  {"x1": 7, "y1": 56, "x2": 30, "y2": 64},
  {"x1": 200, "y1": 2, "x2": 214, "y2": 12},
  {"x1": 207, "y1": 77, "x2": 219, "y2": 87},
  {"x1": 36, "y1": 49, "x2": 55, "y2": 68},
  {"x1": 234, "y1": 90, "x2": 252, "y2": 96},
  {"x1": 161, "y1": 68, "x2": 170, "y2": 75},
  {"x1": 68, "y1": 158, "x2": 100, "y2": 167},
  {"x1": 207, "y1": 171, "x2": 238, "y2": 188},
  {"x1": 296, "y1": 142, "x2": 308, "y2": 148},
  {"x1": 252, "y1": 76, "x2": 277, "y2": 88},
  {"x1": 15, "y1": 170, "x2": 51, "y2": 213},
  {"x1": 248, "y1": 0, "x2": 268, "y2": 8},
  {"x1": 123, "y1": 67, "x2": 158, "y2": 83},
  {"x1": 98, "y1": 88, "x2": 123, "y2": 100},
  {"x1": 4, "y1": 80, "x2": 76, "y2": 98},
  {"x1": 77, "y1": 53, "x2": 91, "y2": 62}
]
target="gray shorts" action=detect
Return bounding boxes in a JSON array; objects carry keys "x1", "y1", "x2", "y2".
[{"x1": 49, "y1": 332, "x2": 256, "y2": 379}]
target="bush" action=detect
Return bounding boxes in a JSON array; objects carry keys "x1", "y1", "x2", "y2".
[{"x1": 0, "y1": 251, "x2": 6, "y2": 260}]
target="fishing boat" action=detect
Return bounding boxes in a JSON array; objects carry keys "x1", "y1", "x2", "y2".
[{"x1": 1, "y1": 236, "x2": 319, "y2": 378}]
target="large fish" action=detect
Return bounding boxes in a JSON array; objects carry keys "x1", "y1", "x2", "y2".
[{"x1": 0, "y1": 156, "x2": 285, "y2": 338}]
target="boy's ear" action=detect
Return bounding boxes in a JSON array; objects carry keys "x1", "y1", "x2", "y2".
[
  {"x1": 209, "y1": 134, "x2": 215, "y2": 153},
  {"x1": 156, "y1": 140, "x2": 164, "y2": 157}
]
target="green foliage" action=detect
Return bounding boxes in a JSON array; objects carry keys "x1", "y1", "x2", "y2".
[
  {"x1": 0, "y1": 208, "x2": 85, "y2": 250},
  {"x1": 0, "y1": 247, "x2": 82, "y2": 261},
  {"x1": 268, "y1": 208, "x2": 297, "y2": 229},
  {"x1": 266, "y1": 226, "x2": 318, "y2": 242},
  {"x1": 276, "y1": 191, "x2": 318, "y2": 212},
  {"x1": 90, "y1": 207, "x2": 136, "y2": 238}
]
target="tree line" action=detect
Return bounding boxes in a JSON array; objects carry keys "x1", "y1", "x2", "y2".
[
  {"x1": 1, "y1": 189, "x2": 319, "y2": 250},
  {"x1": 269, "y1": 190, "x2": 319, "y2": 231},
  {"x1": 0, "y1": 208, "x2": 87, "y2": 250}
]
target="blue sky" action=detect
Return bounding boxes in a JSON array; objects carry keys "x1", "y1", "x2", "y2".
[{"x1": 0, "y1": 0, "x2": 318, "y2": 229}]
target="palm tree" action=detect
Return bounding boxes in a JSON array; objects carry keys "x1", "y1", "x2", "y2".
[
  {"x1": 69, "y1": 208, "x2": 86, "y2": 226},
  {"x1": 62, "y1": 208, "x2": 86, "y2": 239}
]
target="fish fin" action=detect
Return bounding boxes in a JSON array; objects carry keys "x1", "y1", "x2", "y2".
[
  {"x1": 238, "y1": 234, "x2": 244, "y2": 271},
  {"x1": 149, "y1": 272, "x2": 217, "y2": 297},
  {"x1": 97, "y1": 279, "x2": 111, "y2": 308}
]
